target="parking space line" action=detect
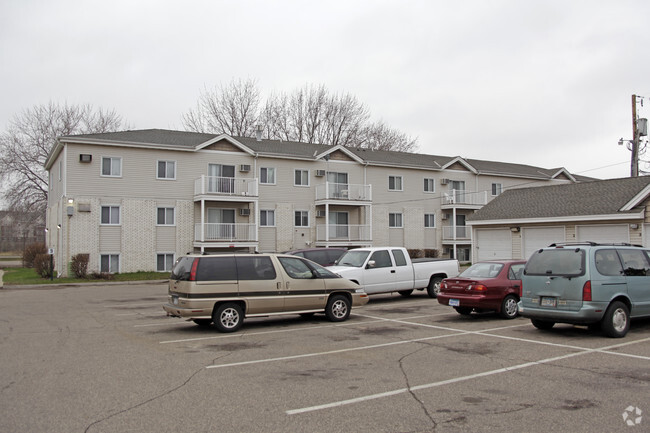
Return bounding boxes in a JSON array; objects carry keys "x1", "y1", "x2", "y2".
[
  {"x1": 285, "y1": 337, "x2": 650, "y2": 415},
  {"x1": 105, "y1": 302, "x2": 165, "y2": 308}
]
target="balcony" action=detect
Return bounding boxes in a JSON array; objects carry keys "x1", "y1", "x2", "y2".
[
  {"x1": 441, "y1": 190, "x2": 487, "y2": 209},
  {"x1": 194, "y1": 176, "x2": 258, "y2": 200},
  {"x1": 316, "y1": 224, "x2": 372, "y2": 242},
  {"x1": 442, "y1": 225, "x2": 471, "y2": 241},
  {"x1": 194, "y1": 223, "x2": 257, "y2": 242},
  {"x1": 315, "y1": 182, "x2": 372, "y2": 202}
]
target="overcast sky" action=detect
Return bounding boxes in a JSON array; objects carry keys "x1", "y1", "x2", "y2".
[{"x1": 2, "y1": 0, "x2": 649, "y2": 179}]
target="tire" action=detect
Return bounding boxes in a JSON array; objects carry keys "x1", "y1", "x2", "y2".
[
  {"x1": 193, "y1": 319, "x2": 212, "y2": 327},
  {"x1": 499, "y1": 295, "x2": 519, "y2": 320},
  {"x1": 299, "y1": 312, "x2": 316, "y2": 318},
  {"x1": 398, "y1": 289, "x2": 414, "y2": 297},
  {"x1": 325, "y1": 295, "x2": 351, "y2": 322},
  {"x1": 212, "y1": 303, "x2": 244, "y2": 333},
  {"x1": 454, "y1": 307, "x2": 473, "y2": 316},
  {"x1": 601, "y1": 301, "x2": 630, "y2": 338},
  {"x1": 531, "y1": 319, "x2": 555, "y2": 330},
  {"x1": 427, "y1": 277, "x2": 443, "y2": 298}
]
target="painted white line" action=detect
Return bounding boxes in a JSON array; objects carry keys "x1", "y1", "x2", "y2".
[
  {"x1": 106, "y1": 302, "x2": 165, "y2": 308},
  {"x1": 115, "y1": 313, "x2": 141, "y2": 316},
  {"x1": 286, "y1": 337, "x2": 650, "y2": 415}
]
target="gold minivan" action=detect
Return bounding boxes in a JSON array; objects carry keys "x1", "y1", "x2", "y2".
[{"x1": 163, "y1": 253, "x2": 369, "y2": 332}]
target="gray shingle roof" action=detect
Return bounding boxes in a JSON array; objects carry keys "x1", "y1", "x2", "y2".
[
  {"x1": 59, "y1": 129, "x2": 588, "y2": 180},
  {"x1": 468, "y1": 176, "x2": 650, "y2": 221}
]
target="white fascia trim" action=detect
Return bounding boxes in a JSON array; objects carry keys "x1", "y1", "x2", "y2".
[
  {"x1": 440, "y1": 157, "x2": 478, "y2": 174},
  {"x1": 315, "y1": 145, "x2": 365, "y2": 163},
  {"x1": 195, "y1": 135, "x2": 256, "y2": 155},
  {"x1": 466, "y1": 212, "x2": 644, "y2": 226},
  {"x1": 550, "y1": 167, "x2": 577, "y2": 182},
  {"x1": 44, "y1": 140, "x2": 65, "y2": 170},
  {"x1": 620, "y1": 184, "x2": 650, "y2": 211}
]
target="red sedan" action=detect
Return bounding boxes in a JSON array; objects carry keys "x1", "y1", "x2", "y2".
[{"x1": 437, "y1": 260, "x2": 526, "y2": 319}]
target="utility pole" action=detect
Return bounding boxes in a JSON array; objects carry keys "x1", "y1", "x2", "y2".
[{"x1": 632, "y1": 94, "x2": 639, "y2": 177}]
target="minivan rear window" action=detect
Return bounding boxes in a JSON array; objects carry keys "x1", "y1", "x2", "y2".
[{"x1": 525, "y1": 248, "x2": 585, "y2": 277}]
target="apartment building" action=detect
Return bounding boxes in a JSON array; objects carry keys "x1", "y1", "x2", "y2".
[{"x1": 44, "y1": 129, "x2": 580, "y2": 276}]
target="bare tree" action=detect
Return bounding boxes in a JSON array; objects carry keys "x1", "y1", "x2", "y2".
[
  {"x1": 0, "y1": 102, "x2": 126, "y2": 214},
  {"x1": 183, "y1": 79, "x2": 418, "y2": 152}
]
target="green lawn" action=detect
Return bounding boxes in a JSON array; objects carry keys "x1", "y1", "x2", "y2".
[{"x1": 2, "y1": 267, "x2": 169, "y2": 285}]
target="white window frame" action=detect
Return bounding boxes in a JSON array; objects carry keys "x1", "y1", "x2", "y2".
[
  {"x1": 156, "y1": 207, "x2": 175, "y2": 226},
  {"x1": 294, "y1": 169, "x2": 310, "y2": 187},
  {"x1": 294, "y1": 210, "x2": 309, "y2": 227},
  {"x1": 389, "y1": 212, "x2": 403, "y2": 228},
  {"x1": 156, "y1": 253, "x2": 175, "y2": 272},
  {"x1": 100, "y1": 205, "x2": 120, "y2": 225},
  {"x1": 424, "y1": 178, "x2": 435, "y2": 193},
  {"x1": 260, "y1": 167, "x2": 276, "y2": 185},
  {"x1": 260, "y1": 209, "x2": 276, "y2": 227},
  {"x1": 157, "y1": 160, "x2": 176, "y2": 180},
  {"x1": 100, "y1": 254, "x2": 120, "y2": 273},
  {"x1": 101, "y1": 157, "x2": 122, "y2": 177},
  {"x1": 389, "y1": 175, "x2": 403, "y2": 191},
  {"x1": 424, "y1": 213, "x2": 436, "y2": 228},
  {"x1": 492, "y1": 183, "x2": 503, "y2": 196}
]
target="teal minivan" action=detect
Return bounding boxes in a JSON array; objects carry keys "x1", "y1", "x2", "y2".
[{"x1": 519, "y1": 242, "x2": 650, "y2": 338}]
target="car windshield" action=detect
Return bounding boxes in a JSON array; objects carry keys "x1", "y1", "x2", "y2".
[
  {"x1": 336, "y1": 250, "x2": 370, "y2": 267},
  {"x1": 460, "y1": 262, "x2": 504, "y2": 278},
  {"x1": 525, "y1": 248, "x2": 585, "y2": 277}
]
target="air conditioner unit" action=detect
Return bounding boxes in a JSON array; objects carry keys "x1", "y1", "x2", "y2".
[
  {"x1": 315, "y1": 170, "x2": 326, "y2": 177},
  {"x1": 239, "y1": 164, "x2": 251, "y2": 172},
  {"x1": 441, "y1": 213, "x2": 450, "y2": 220},
  {"x1": 239, "y1": 208, "x2": 250, "y2": 216},
  {"x1": 316, "y1": 210, "x2": 326, "y2": 217},
  {"x1": 440, "y1": 178, "x2": 450, "y2": 185}
]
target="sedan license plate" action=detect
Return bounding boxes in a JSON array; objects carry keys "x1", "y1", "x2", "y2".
[
  {"x1": 172, "y1": 295, "x2": 179, "y2": 305},
  {"x1": 540, "y1": 297, "x2": 556, "y2": 307},
  {"x1": 449, "y1": 299, "x2": 460, "y2": 307}
]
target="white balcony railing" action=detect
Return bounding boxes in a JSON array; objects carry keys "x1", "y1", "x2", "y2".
[
  {"x1": 316, "y1": 224, "x2": 372, "y2": 242},
  {"x1": 194, "y1": 176, "x2": 258, "y2": 197},
  {"x1": 441, "y1": 190, "x2": 487, "y2": 206},
  {"x1": 315, "y1": 182, "x2": 371, "y2": 201},
  {"x1": 195, "y1": 223, "x2": 257, "y2": 242},
  {"x1": 442, "y1": 225, "x2": 471, "y2": 240}
]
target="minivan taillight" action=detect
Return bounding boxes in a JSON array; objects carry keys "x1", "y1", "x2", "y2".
[
  {"x1": 582, "y1": 281, "x2": 592, "y2": 301},
  {"x1": 189, "y1": 258, "x2": 199, "y2": 281}
]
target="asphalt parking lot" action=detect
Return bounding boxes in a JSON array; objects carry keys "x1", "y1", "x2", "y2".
[{"x1": 1, "y1": 282, "x2": 648, "y2": 433}]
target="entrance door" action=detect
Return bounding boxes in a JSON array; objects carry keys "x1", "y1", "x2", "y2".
[
  {"x1": 455, "y1": 214, "x2": 467, "y2": 238},
  {"x1": 208, "y1": 164, "x2": 235, "y2": 193},
  {"x1": 327, "y1": 172, "x2": 349, "y2": 198},
  {"x1": 450, "y1": 180, "x2": 466, "y2": 203},
  {"x1": 207, "y1": 208, "x2": 236, "y2": 239},
  {"x1": 329, "y1": 212, "x2": 349, "y2": 238}
]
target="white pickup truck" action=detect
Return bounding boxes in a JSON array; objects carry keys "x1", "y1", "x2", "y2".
[{"x1": 328, "y1": 247, "x2": 460, "y2": 297}]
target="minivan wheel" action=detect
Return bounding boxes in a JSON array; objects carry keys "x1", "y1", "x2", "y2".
[
  {"x1": 213, "y1": 303, "x2": 243, "y2": 333},
  {"x1": 531, "y1": 319, "x2": 555, "y2": 330},
  {"x1": 601, "y1": 301, "x2": 630, "y2": 338},
  {"x1": 427, "y1": 277, "x2": 443, "y2": 298},
  {"x1": 325, "y1": 295, "x2": 351, "y2": 322},
  {"x1": 500, "y1": 295, "x2": 519, "y2": 320},
  {"x1": 193, "y1": 319, "x2": 212, "y2": 327}
]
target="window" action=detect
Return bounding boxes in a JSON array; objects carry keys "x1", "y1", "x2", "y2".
[
  {"x1": 369, "y1": 250, "x2": 392, "y2": 268},
  {"x1": 157, "y1": 207, "x2": 175, "y2": 225},
  {"x1": 260, "y1": 210, "x2": 275, "y2": 227},
  {"x1": 492, "y1": 183, "x2": 503, "y2": 196},
  {"x1": 389, "y1": 213, "x2": 403, "y2": 228},
  {"x1": 294, "y1": 169, "x2": 309, "y2": 186},
  {"x1": 389, "y1": 176, "x2": 403, "y2": 191},
  {"x1": 101, "y1": 206, "x2": 120, "y2": 225},
  {"x1": 424, "y1": 178, "x2": 435, "y2": 193},
  {"x1": 424, "y1": 213, "x2": 436, "y2": 228},
  {"x1": 391, "y1": 249, "x2": 408, "y2": 266},
  {"x1": 157, "y1": 253, "x2": 175, "y2": 272},
  {"x1": 279, "y1": 257, "x2": 315, "y2": 279},
  {"x1": 100, "y1": 254, "x2": 119, "y2": 273},
  {"x1": 260, "y1": 167, "x2": 276, "y2": 184},
  {"x1": 196, "y1": 256, "x2": 238, "y2": 281},
  {"x1": 595, "y1": 249, "x2": 624, "y2": 276},
  {"x1": 235, "y1": 256, "x2": 277, "y2": 280},
  {"x1": 101, "y1": 157, "x2": 121, "y2": 177},
  {"x1": 157, "y1": 160, "x2": 176, "y2": 179},
  {"x1": 295, "y1": 210, "x2": 309, "y2": 227}
]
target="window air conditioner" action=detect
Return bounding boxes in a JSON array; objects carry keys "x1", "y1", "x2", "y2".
[
  {"x1": 316, "y1": 210, "x2": 326, "y2": 217},
  {"x1": 440, "y1": 178, "x2": 450, "y2": 185},
  {"x1": 239, "y1": 208, "x2": 250, "y2": 216},
  {"x1": 315, "y1": 170, "x2": 326, "y2": 177},
  {"x1": 441, "y1": 213, "x2": 449, "y2": 220},
  {"x1": 239, "y1": 164, "x2": 251, "y2": 172}
]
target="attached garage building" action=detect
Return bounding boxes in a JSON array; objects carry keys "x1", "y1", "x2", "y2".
[{"x1": 467, "y1": 177, "x2": 650, "y2": 261}]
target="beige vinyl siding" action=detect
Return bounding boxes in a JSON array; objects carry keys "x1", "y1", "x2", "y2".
[
  {"x1": 156, "y1": 226, "x2": 176, "y2": 251},
  {"x1": 99, "y1": 226, "x2": 121, "y2": 251}
]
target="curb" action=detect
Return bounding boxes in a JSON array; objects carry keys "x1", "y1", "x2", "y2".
[{"x1": 0, "y1": 278, "x2": 168, "y2": 290}]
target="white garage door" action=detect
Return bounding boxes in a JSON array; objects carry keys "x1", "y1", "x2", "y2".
[
  {"x1": 522, "y1": 227, "x2": 566, "y2": 259},
  {"x1": 475, "y1": 229, "x2": 512, "y2": 261},
  {"x1": 576, "y1": 224, "x2": 629, "y2": 244}
]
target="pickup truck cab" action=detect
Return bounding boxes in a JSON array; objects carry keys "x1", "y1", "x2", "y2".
[
  {"x1": 163, "y1": 253, "x2": 368, "y2": 332},
  {"x1": 328, "y1": 247, "x2": 460, "y2": 297}
]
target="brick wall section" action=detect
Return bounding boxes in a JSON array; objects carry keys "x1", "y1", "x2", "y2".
[
  {"x1": 372, "y1": 206, "x2": 389, "y2": 245},
  {"x1": 121, "y1": 199, "x2": 155, "y2": 272},
  {"x1": 176, "y1": 200, "x2": 194, "y2": 255},
  {"x1": 404, "y1": 207, "x2": 424, "y2": 249},
  {"x1": 276, "y1": 203, "x2": 293, "y2": 252},
  {"x1": 69, "y1": 198, "x2": 101, "y2": 273}
]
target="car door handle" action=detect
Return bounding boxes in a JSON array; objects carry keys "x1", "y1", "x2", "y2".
[
  {"x1": 277, "y1": 282, "x2": 282, "y2": 290},
  {"x1": 390, "y1": 270, "x2": 396, "y2": 273},
  {"x1": 286, "y1": 282, "x2": 290, "y2": 289},
  {"x1": 513, "y1": 285, "x2": 520, "y2": 289}
]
